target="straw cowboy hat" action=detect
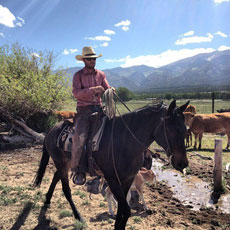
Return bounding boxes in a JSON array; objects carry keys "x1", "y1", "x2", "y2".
[{"x1": 75, "y1": 46, "x2": 102, "y2": 61}]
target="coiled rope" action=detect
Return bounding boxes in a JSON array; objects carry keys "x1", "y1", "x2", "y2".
[{"x1": 103, "y1": 88, "x2": 116, "y2": 119}]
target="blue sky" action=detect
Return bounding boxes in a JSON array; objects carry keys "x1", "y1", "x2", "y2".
[{"x1": 0, "y1": 0, "x2": 230, "y2": 70}]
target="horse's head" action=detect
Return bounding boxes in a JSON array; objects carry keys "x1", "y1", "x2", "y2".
[{"x1": 155, "y1": 100, "x2": 189, "y2": 172}]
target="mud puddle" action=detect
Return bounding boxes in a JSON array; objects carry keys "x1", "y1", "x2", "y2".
[{"x1": 152, "y1": 159, "x2": 230, "y2": 213}]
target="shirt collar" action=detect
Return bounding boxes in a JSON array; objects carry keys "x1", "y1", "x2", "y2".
[{"x1": 82, "y1": 67, "x2": 97, "y2": 75}]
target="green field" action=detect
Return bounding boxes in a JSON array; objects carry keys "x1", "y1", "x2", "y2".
[
  {"x1": 62, "y1": 98, "x2": 230, "y2": 165},
  {"x1": 63, "y1": 98, "x2": 230, "y2": 114}
]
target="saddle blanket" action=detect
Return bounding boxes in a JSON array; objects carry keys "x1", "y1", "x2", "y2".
[{"x1": 57, "y1": 116, "x2": 107, "y2": 152}]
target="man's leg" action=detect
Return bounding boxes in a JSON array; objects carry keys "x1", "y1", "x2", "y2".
[{"x1": 71, "y1": 112, "x2": 90, "y2": 185}]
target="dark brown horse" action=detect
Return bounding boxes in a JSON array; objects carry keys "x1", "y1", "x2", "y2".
[{"x1": 33, "y1": 100, "x2": 189, "y2": 230}]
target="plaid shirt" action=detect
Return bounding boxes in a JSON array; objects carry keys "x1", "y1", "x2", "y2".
[{"x1": 72, "y1": 67, "x2": 110, "y2": 107}]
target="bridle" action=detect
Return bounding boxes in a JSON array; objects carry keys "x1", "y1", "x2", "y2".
[
  {"x1": 107, "y1": 96, "x2": 173, "y2": 189},
  {"x1": 116, "y1": 105, "x2": 173, "y2": 159},
  {"x1": 153, "y1": 115, "x2": 173, "y2": 158}
]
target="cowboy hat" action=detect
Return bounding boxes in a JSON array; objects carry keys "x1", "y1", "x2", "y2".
[{"x1": 75, "y1": 46, "x2": 102, "y2": 61}]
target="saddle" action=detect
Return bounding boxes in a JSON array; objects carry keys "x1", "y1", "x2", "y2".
[{"x1": 57, "y1": 112, "x2": 107, "y2": 176}]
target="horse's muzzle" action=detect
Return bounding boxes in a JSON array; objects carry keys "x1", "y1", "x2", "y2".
[{"x1": 171, "y1": 155, "x2": 188, "y2": 172}]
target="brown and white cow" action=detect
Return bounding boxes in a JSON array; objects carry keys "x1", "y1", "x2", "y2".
[
  {"x1": 184, "y1": 112, "x2": 230, "y2": 150},
  {"x1": 105, "y1": 168, "x2": 156, "y2": 217},
  {"x1": 184, "y1": 105, "x2": 197, "y2": 114},
  {"x1": 53, "y1": 110, "x2": 76, "y2": 121}
]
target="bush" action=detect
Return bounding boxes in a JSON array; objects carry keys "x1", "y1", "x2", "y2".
[
  {"x1": 116, "y1": 87, "x2": 134, "y2": 101},
  {"x1": 0, "y1": 42, "x2": 71, "y2": 121}
]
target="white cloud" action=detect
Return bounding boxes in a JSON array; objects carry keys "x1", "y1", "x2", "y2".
[
  {"x1": 218, "y1": 45, "x2": 230, "y2": 51},
  {"x1": 104, "y1": 57, "x2": 128, "y2": 63},
  {"x1": 175, "y1": 33, "x2": 213, "y2": 45},
  {"x1": 104, "y1": 30, "x2": 115, "y2": 35},
  {"x1": 63, "y1": 49, "x2": 69, "y2": 55},
  {"x1": 114, "y1": 20, "x2": 131, "y2": 27},
  {"x1": 69, "y1": 49, "x2": 78, "y2": 53},
  {"x1": 15, "y1": 16, "x2": 25, "y2": 27},
  {"x1": 183, "y1": 31, "x2": 194, "y2": 36},
  {"x1": 31, "y1": 52, "x2": 40, "y2": 58},
  {"x1": 215, "y1": 31, "x2": 227, "y2": 37},
  {"x1": 85, "y1": 36, "x2": 111, "y2": 41},
  {"x1": 63, "y1": 48, "x2": 78, "y2": 55},
  {"x1": 112, "y1": 48, "x2": 215, "y2": 68},
  {"x1": 0, "y1": 32, "x2": 4, "y2": 37},
  {"x1": 0, "y1": 5, "x2": 25, "y2": 27},
  {"x1": 100, "y1": 42, "x2": 109, "y2": 47},
  {"x1": 122, "y1": 26, "x2": 129, "y2": 31},
  {"x1": 214, "y1": 0, "x2": 230, "y2": 4}
]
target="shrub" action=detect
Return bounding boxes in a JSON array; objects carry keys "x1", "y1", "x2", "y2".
[{"x1": 0, "y1": 42, "x2": 71, "y2": 121}]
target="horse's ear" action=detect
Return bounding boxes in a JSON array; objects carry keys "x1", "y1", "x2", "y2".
[
  {"x1": 167, "y1": 100, "x2": 176, "y2": 115},
  {"x1": 179, "y1": 100, "x2": 190, "y2": 113}
]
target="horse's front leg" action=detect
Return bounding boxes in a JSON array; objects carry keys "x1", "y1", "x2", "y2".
[
  {"x1": 109, "y1": 180, "x2": 132, "y2": 230},
  {"x1": 116, "y1": 198, "x2": 131, "y2": 230}
]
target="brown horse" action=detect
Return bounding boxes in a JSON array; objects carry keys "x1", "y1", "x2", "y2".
[{"x1": 33, "y1": 100, "x2": 189, "y2": 230}]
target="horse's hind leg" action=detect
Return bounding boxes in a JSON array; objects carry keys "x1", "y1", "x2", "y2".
[
  {"x1": 59, "y1": 169, "x2": 84, "y2": 222},
  {"x1": 45, "y1": 171, "x2": 60, "y2": 205}
]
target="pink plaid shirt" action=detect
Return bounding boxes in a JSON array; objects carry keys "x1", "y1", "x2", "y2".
[{"x1": 72, "y1": 67, "x2": 110, "y2": 107}]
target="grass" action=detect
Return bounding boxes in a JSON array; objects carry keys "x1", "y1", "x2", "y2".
[
  {"x1": 62, "y1": 98, "x2": 230, "y2": 114},
  {"x1": 186, "y1": 133, "x2": 230, "y2": 166},
  {"x1": 133, "y1": 216, "x2": 142, "y2": 224},
  {"x1": 73, "y1": 220, "x2": 87, "y2": 230},
  {"x1": 59, "y1": 210, "x2": 73, "y2": 219}
]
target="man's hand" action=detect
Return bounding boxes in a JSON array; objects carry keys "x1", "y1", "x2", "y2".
[
  {"x1": 90, "y1": 86, "x2": 105, "y2": 95},
  {"x1": 111, "y1": 87, "x2": 116, "y2": 92}
]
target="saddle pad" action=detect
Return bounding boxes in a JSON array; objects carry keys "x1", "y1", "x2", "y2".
[
  {"x1": 57, "y1": 116, "x2": 107, "y2": 152},
  {"x1": 56, "y1": 121, "x2": 74, "y2": 152}
]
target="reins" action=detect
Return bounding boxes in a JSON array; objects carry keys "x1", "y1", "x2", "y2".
[{"x1": 102, "y1": 89, "x2": 173, "y2": 191}]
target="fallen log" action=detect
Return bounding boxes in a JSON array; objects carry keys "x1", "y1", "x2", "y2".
[{"x1": 0, "y1": 109, "x2": 45, "y2": 143}]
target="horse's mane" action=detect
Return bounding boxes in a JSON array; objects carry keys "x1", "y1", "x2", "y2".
[
  {"x1": 132, "y1": 101, "x2": 166, "y2": 113},
  {"x1": 115, "y1": 101, "x2": 167, "y2": 120}
]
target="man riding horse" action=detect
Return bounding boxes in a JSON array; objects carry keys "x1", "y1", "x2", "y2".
[{"x1": 71, "y1": 46, "x2": 114, "y2": 185}]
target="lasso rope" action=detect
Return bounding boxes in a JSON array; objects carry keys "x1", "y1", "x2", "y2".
[{"x1": 103, "y1": 88, "x2": 116, "y2": 119}]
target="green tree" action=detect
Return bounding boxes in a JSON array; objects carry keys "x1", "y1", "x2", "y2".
[
  {"x1": 0, "y1": 43, "x2": 71, "y2": 120},
  {"x1": 116, "y1": 87, "x2": 134, "y2": 101}
]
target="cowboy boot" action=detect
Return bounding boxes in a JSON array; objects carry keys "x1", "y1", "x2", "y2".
[{"x1": 71, "y1": 133, "x2": 86, "y2": 185}]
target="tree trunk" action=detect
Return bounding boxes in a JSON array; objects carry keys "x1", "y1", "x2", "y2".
[{"x1": 0, "y1": 110, "x2": 45, "y2": 143}]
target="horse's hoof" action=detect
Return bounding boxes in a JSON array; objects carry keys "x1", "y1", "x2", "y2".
[{"x1": 79, "y1": 217, "x2": 85, "y2": 223}]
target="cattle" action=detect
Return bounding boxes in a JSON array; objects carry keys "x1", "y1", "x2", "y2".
[
  {"x1": 105, "y1": 168, "x2": 156, "y2": 217},
  {"x1": 183, "y1": 112, "x2": 194, "y2": 127},
  {"x1": 183, "y1": 112, "x2": 194, "y2": 147},
  {"x1": 184, "y1": 104, "x2": 197, "y2": 114},
  {"x1": 184, "y1": 112, "x2": 230, "y2": 150},
  {"x1": 53, "y1": 110, "x2": 76, "y2": 121},
  {"x1": 185, "y1": 128, "x2": 192, "y2": 147},
  {"x1": 217, "y1": 109, "x2": 230, "y2": 113}
]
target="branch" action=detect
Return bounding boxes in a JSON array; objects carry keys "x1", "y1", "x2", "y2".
[{"x1": 0, "y1": 108, "x2": 45, "y2": 143}]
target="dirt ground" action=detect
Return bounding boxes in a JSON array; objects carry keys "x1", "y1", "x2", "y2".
[{"x1": 0, "y1": 145, "x2": 230, "y2": 230}]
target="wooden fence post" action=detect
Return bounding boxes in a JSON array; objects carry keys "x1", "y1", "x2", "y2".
[
  {"x1": 213, "y1": 139, "x2": 222, "y2": 191},
  {"x1": 212, "y1": 92, "x2": 215, "y2": 113},
  {"x1": 211, "y1": 139, "x2": 223, "y2": 203}
]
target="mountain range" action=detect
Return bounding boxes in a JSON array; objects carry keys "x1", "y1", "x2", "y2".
[{"x1": 62, "y1": 49, "x2": 230, "y2": 93}]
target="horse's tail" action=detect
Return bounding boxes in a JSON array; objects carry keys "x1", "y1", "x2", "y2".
[{"x1": 33, "y1": 141, "x2": 50, "y2": 187}]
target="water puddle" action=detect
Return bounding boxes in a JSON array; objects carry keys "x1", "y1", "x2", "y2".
[{"x1": 152, "y1": 159, "x2": 230, "y2": 213}]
